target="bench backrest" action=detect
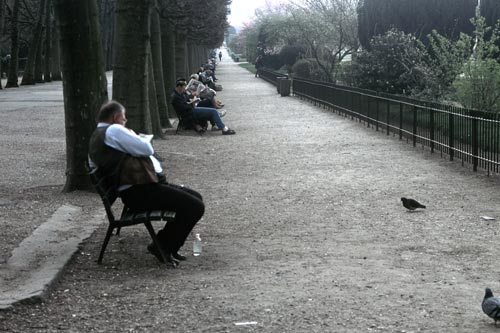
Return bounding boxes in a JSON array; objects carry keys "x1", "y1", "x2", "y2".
[{"x1": 88, "y1": 167, "x2": 119, "y2": 222}]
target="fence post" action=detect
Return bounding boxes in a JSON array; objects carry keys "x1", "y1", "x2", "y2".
[
  {"x1": 449, "y1": 112, "x2": 454, "y2": 161},
  {"x1": 399, "y1": 103, "x2": 403, "y2": 140},
  {"x1": 367, "y1": 96, "x2": 370, "y2": 128},
  {"x1": 413, "y1": 105, "x2": 417, "y2": 147},
  {"x1": 430, "y1": 109, "x2": 435, "y2": 153},
  {"x1": 376, "y1": 99, "x2": 379, "y2": 131},
  {"x1": 350, "y1": 92, "x2": 354, "y2": 119},
  {"x1": 386, "y1": 101, "x2": 390, "y2": 135},
  {"x1": 472, "y1": 111, "x2": 478, "y2": 171}
]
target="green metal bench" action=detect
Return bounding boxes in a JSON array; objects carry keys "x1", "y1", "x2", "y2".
[{"x1": 88, "y1": 167, "x2": 178, "y2": 267}]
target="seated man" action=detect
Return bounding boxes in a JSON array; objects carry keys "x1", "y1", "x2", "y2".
[
  {"x1": 171, "y1": 78, "x2": 235, "y2": 134},
  {"x1": 89, "y1": 100, "x2": 205, "y2": 265}
]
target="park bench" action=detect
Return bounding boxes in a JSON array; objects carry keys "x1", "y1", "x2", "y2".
[
  {"x1": 88, "y1": 167, "x2": 178, "y2": 267},
  {"x1": 171, "y1": 104, "x2": 205, "y2": 135},
  {"x1": 172, "y1": 107, "x2": 187, "y2": 134}
]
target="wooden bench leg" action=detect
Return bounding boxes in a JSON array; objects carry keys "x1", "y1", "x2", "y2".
[{"x1": 97, "y1": 225, "x2": 115, "y2": 264}]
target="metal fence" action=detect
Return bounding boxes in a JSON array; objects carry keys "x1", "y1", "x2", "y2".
[
  {"x1": 259, "y1": 69, "x2": 288, "y2": 86},
  {"x1": 293, "y1": 77, "x2": 500, "y2": 174}
]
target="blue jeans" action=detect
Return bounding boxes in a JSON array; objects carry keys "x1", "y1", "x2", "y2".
[{"x1": 193, "y1": 106, "x2": 225, "y2": 129}]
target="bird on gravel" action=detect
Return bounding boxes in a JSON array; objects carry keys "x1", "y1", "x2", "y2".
[
  {"x1": 482, "y1": 287, "x2": 500, "y2": 326},
  {"x1": 401, "y1": 197, "x2": 426, "y2": 211}
]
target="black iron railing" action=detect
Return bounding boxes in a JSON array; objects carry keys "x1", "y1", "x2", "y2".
[
  {"x1": 293, "y1": 78, "x2": 500, "y2": 174},
  {"x1": 259, "y1": 69, "x2": 288, "y2": 86}
]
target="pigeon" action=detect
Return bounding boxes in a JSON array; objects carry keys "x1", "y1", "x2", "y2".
[
  {"x1": 401, "y1": 197, "x2": 426, "y2": 211},
  {"x1": 482, "y1": 288, "x2": 500, "y2": 325}
]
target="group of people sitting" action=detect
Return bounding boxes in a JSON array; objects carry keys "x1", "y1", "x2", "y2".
[{"x1": 170, "y1": 57, "x2": 236, "y2": 135}]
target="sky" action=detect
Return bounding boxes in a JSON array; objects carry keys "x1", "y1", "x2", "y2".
[{"x1": 227, "y1": 0, "x2": 287, "y2": 29}]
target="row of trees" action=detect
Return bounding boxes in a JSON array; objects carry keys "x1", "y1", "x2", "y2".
[
  {"x1": 230, "y1": 0, "x2": 500, "y2": 111},
  {"x1": 0, "y1": 0, "x2": 62, "y2": 89},
  {"x1": 1, "y1": 0, "x2": 229, "y2": 191}
]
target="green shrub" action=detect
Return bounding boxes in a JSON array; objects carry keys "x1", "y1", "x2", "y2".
[
  {"x1": 291, "y1": 58, "x2": 329, "y2": 81},
  {"x1": 292, "y1": 59, "x2": 312, "y2": 79}
]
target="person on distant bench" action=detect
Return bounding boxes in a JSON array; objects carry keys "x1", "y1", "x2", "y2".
[
  {"x1": 88, "y1": 100, "x2": 205, "y2": 265},
  {"x1": 171, "y1": 78, "x2": 235, "y2": 134},
  {"x1": 187, "y1": 74, "x2": 224, "y2": 109}
]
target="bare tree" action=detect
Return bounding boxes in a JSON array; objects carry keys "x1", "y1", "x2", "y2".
[
  {"x1": 0, "y1": 0, "x2": 5, "y2": 89},
  {"x1": 97, "y1": 0, "x2": 115, "y2": 70},
  {"x1": 21, "y1": 0, "x2": 46, "y2": 85},
  {"x1": 50, "y1": 16, "x2": 61, "y2": 80},
  {"x1": 287, "y1": 0, "x2": 358, "y2": 82},
  {"x1": 43, "y1": 0, "x2": 51, "y2": 82},
  {"x1": 53, "y1": 0, "x2": 108, "y2": 191},
  {"x1": 6, "y1": 0, "x2": 20, "y2": 88},
  {"x1": 150, "y1": 2, "x2": 172, "y2": 128},
  {"x1": 159, "y1": 15, "x2": 176, "y2": 118},
  {"x1": 112, "y1": 0, "x2": 154, "y2": 134}
]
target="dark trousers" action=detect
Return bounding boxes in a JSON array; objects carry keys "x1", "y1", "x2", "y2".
[
  {"x1": 193, "y1": 106, "x2": 225, "y2": 128},
  {"x1": 120, "y1": 183, "x2": 205, "y2": 253}
]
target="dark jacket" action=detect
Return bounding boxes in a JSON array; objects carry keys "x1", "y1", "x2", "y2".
[
  {"x1": 89, "y1": 125, "x2": 159, "y2": 190},
  {"x1": 170, "y1": 89, "x2": 194, "y2": 118},
  {"x1": 89, "y1": 125, "x2": 125, "y2": 191},
  {"x1": 171, "y1": 89, "x2": 200, "y2": 129}
]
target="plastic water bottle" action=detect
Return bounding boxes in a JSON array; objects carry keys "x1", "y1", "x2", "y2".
[{"x1": 193, "y1": 233, "x2": 202, "y2": 256}]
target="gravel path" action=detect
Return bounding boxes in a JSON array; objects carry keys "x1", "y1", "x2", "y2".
[{"x1": 2, "y1": 51, "x2": 500, "y2": 332}]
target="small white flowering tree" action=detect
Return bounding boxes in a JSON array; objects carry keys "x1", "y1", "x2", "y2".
[{"x1": 453, "y1": 8, "x2": 500, "y2": 112}]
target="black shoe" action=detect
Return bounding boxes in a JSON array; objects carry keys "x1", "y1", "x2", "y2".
[
  {"x1": 147, "y1": 243, "x2": 179, "y2": 267},
  {"x1": 172, "y1": 252, "x2": 187, "y2": 261},
  {"x1": 222, "y1": 128, "x2": 236, "y2": 135},
  {"x1": 194, "y1": 124, "x2": 205, "y2": 134}
]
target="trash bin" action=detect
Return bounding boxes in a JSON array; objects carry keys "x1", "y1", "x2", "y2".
[
  {"x1": 278, "y1": 77, "x2": 291, "y2": 97},
  {"x1": 276, "y1": 76, "x2": 287, "y2": 94}
]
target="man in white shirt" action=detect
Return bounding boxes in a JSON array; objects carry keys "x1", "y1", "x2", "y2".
[{"x1": 89, "y1": 100, "x2": 205, "y2": 265}]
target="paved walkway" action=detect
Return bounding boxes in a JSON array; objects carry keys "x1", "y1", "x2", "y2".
[{"x1": 2, "y1": 50, "x2": 500, "y2": 331}]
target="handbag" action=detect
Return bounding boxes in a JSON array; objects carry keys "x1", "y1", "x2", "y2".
[{"x1": 119, "y1": 155, "x2": 158, "y2": 185}]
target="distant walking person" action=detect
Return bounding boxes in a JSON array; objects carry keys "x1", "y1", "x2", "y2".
[
  {"x1": 218, "y1": 51, "x2": 222, "y2": 61},
  {"x1": 254, "y1": 55, "x2": 264, "y2": 78}
]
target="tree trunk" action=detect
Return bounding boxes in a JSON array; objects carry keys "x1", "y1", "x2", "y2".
[
  {"x1": 160, "y1": 17, "x2": 176, "y2": 119},
  {"x1": 0, "y1": 0, "x2": 5, "y2": 89},
  {"x1": 174, "y1": 31, "x2": 187, "y2": 79},
  {"x1": 99, "y1": 0, "x2": 115, "y2": 71},
  {"x1": 113, "y1": 0, "x2": 153, "y2": 134},
  {"x1": 150, "y1": 4, "x2": 171, "y2": 128},
  {"x1": 147, "y1": 50, "x2": 163, "y2": 138},
  {"x1": 44, "y1": 0, "x2": 52, "y2": 82},
  {"x1": 105, "y1": 21, "x2": 114, "y2": 71},
  {"x1": 34, "y1": 32, "x2": 45, "y2": 83},
  {"x1": 54, "y1": 0, "x2": 108, "y2": 192},
  {"x1": 21, "y1": 0, "x2": 46, "y2": 85},
  {"x1": 197, "y1": 45, "x2": 204, "y2": 68},
  {"x1": 186, "y1": 42, "x2": 193, "y2": 74},
  {"x1": 6, "y1": 0, "x2": 20, "y2": 88},
  {"x1": 50, "y1": 16, "x2": 62, "y2": 80}
]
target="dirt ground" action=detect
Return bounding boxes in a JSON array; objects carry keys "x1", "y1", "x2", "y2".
[{"x1": 2, "y1": 52, "x2": 500, "y2": 332}]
